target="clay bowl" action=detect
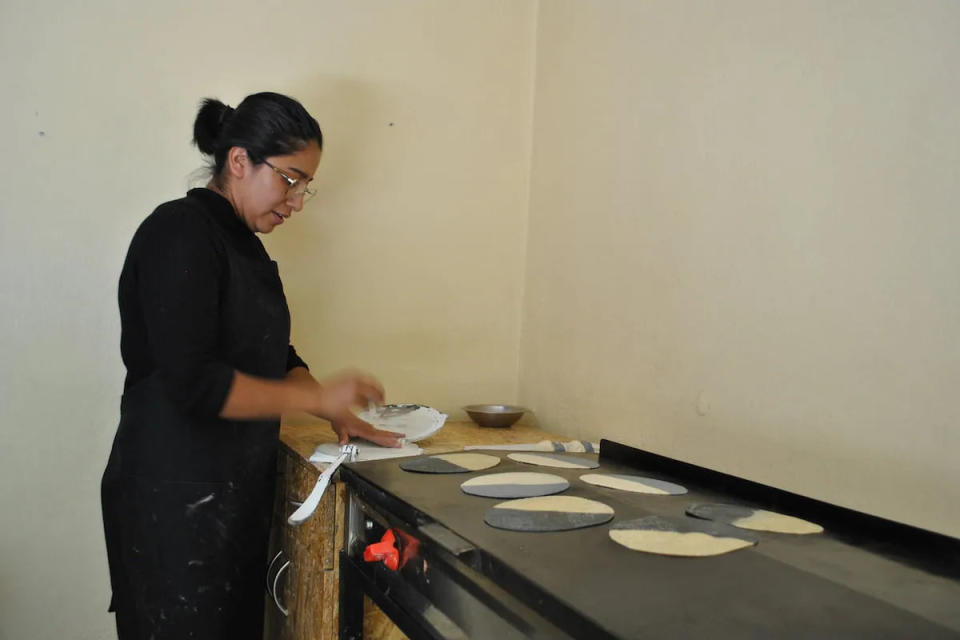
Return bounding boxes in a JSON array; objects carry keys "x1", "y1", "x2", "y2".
[{"x1": 463, "y1": 404, "x2": 527, "y2": 428}]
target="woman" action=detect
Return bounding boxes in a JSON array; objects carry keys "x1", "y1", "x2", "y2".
[{"x1": 101, "y1": 92, "x2": 400, "y2": 639}]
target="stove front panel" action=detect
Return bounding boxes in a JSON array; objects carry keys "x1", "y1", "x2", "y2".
[{"x1": 341, "y1": 476, "x2": 586, "y2": 639}]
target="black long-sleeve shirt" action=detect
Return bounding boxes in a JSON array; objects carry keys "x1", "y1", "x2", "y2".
[{"x1": 118, "y1": 188, "x2": 307, "y2": 417}]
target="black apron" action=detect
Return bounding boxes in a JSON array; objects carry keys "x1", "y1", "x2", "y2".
[{"x1": 102, "y1": 216, "x2": 291, "y2": 639}]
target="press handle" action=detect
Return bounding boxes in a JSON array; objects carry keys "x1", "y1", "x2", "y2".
[
  {"x1": 287, "y1": 445, "x2": 356, "y2": 526},
  {"x1": 287, "y1": 468, "x2": 334, "y2": 525}
]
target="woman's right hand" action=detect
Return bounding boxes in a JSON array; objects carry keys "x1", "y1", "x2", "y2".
[
  {"x1": 220, "y1": 368, "x2": 397, "y2": 447},
  {"x1": 302, "y1": 369, "x2": 402, "y2": 448},
  {"x1": 306, "y1": 369, "x2": 385, "y2": 419}
]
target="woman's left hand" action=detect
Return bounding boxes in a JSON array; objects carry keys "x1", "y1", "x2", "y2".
[{"x1": 330, "y1": 412, "x2": 403, "y2": 448}]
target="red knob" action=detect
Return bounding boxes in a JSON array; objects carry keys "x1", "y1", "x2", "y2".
[{"x1": 363, "y1": 529, "x2": 399, "y2": 571}]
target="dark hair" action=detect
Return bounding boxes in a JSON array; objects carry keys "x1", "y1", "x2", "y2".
[{"x1": 192, "y1": 92, "x2": 323, "y2": 186}]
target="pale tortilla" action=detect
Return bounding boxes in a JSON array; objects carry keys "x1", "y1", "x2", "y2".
[
  {"x1": 491, "y1": 495, "x2": 613, "y2": 514},
  {"x1": 610, "y1": 530, "x2": 754, "y2": 557},
  {"x1": 609, "y1": 515, "x2": 758, "y2": 557},
  {"x1": 731, "y1": 510, "x2": 824, "y2": 534},
  {"x1": 580, "y1": 473, "x2": 687, "y2": 495},
  {"x1": 507, "y1": 452, "x2": 599, "y2": 469},
  {"x1": 686, "y1": 503, "x2": 823, "y2": 535}
]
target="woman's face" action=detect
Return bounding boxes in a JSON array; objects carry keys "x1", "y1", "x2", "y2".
[{"x1": 232, "y1": 142, "x2": 321, "y2": 234}]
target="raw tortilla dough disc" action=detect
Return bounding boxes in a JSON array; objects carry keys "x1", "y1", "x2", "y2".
[
  {"x1": 484, "y1": 495, "x2": 614, "y2": 532},
  {"x1": 580, "y1": 473, "x2": 687, "y2": 495},
  {"x1": 609, "y1": 515, "x2": 758, "y2": 557},
  {"x1": 461, "y1": 472, "x2": 570, "y2": 498},
  {"x1": 686, "y1": 503, "x2": 823, "y2": 535},
  {"x1": 400, "y1": 453, "x2": 500, "y2": 474},
  {"x1": 507, "y1": 452, "x2": 600, "y2": 469}
]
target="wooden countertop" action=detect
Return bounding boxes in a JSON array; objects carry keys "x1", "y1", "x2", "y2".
[{"x1": 279, "y1": 419, "x2": 565, "y2": 467}]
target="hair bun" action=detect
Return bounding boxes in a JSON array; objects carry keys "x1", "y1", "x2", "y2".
[
  {"x1": 192, "y1": 98, "x2": 233, "y2": 155},
  {"x1": 218, "y1": 105, "x2": 235, "y2": 126}
]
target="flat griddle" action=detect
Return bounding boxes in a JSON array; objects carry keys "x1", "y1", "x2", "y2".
[{"x1": 340, "y1": 439, "x2": 960, "y2": 638}]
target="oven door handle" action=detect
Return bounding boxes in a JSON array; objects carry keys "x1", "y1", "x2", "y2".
[
  {"x1": 265, "y1": 549, "x2": 284, "y2": 596},
  {"x1": 272, "y1": 559, "x2": 291, "y2": 617},
  {"x1": 418, "y1": 522, "x2": 478, "y2": 565}
]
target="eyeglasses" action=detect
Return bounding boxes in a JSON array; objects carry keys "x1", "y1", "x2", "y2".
[{"x1": 263, "y1": 159, "x2": 316, "y2": 202}]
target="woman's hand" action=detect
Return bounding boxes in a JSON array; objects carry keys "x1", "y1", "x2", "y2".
[
  {"x1": 295, "y1": 369, "x2": 402, "y2": 448},
  {"x1": 305, "y1": 369, "x2": 385, "y2": 419},
  {"x1": 221, "y1": 368, "x2": 396, "y2": 429},
  {"x1": 330, "y1": 412, "x2": 403, "y2": 448}
]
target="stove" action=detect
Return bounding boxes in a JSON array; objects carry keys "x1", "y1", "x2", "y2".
[{"x1": 337, "y1": 440, "x2": 960, "y2": 639}]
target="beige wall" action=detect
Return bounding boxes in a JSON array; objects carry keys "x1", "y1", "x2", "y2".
[
  {"x1": 263, "y1": 5, "x2": 537, "y2": 412},
  {"x1": 521, "y1": 0, "x2": 960, "y2": 537},
  {"x1": 0, "y1": 1, "x2": 535, "y2": 638},
  {"x1": 3, "y1": 1, "x2": 959, "y2": 638}
]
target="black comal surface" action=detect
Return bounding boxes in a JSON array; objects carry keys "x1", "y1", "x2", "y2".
[{"x1": 342, "y1": 442, "x2": 960, "y2": 639}]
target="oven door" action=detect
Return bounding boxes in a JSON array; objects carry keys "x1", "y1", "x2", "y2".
[{"x1": 339, "y1": 473, "x2": 579, "y2": 640}]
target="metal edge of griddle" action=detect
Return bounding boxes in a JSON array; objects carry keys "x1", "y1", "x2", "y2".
[
  {"x1": 599, "y1": 438, "x2": 960, "y2": 579},
  {"x1": 340, "y1": 466, "x2": 617, "y2": 640}
]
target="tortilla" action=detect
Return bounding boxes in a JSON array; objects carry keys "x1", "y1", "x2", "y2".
[
  {"x1": 399, "y1": 453, "x2": 500, "y2": 474},
  {"x1": 461, "y1": 472, "x2": 569, "y2": 498},
  {"x1": 686, "y1": 503, "x2": 823, "y2": 535},
  {"x1": 609, "y1": 515, "x2": 758, "y2": 557}
]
